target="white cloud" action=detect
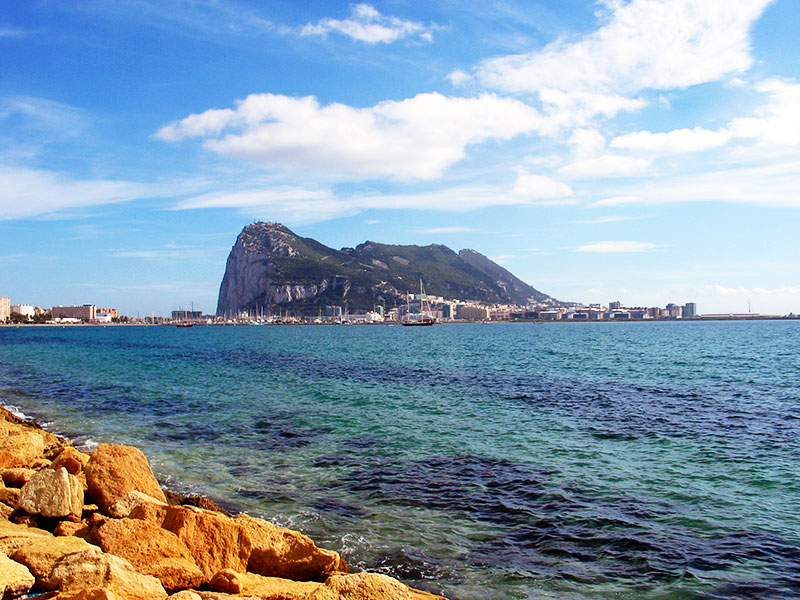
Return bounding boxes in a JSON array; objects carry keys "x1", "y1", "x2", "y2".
[
  {"x1": 459, "y1": 0, "x2": 771, "y2": 124},
  {"x1": 511, "y1": 170, "x2": 575, "y2": 204},
  {"x1": 696, "y1": 284, "x2": 800, "y2": 315},
  {"x1": 574, "y1": 241, "x2": 657, "y2": 253},
  {"x1": 0, "y1": 165, "x2": 157, "y2": 220},
  {"x1": 591, "y1": 160, "x2": 800, "y2": 207},
  {"x1": 156, "y1": 92, "x2": 543, "y2": 180},
  {"x1": 558, "y1": 154, "x2": 651, "y2": 179},
  {"x1": 610, "y1": 126, "x2": 732, "y2": 153},
  {"x1": 730, "y1": 79, "x2": 800, "y2": 146},
  {"x1": 300, "y1": 3, "x2": 433, "y2": 44}
]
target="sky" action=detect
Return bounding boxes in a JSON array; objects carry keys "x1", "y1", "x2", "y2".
[{"x1": 1, "y1": 0, "x2": 799, "y2": 317}]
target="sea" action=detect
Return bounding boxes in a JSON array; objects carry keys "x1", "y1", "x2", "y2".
[{"x1": 0, "y1": 320, "x2": 798, "y2": 599}]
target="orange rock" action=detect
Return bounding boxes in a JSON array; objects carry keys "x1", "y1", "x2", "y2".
[
  {"x1": 0, "y1": 553, "x2": 36, "y2": 599},
  {"x1": 84, "y1": 444, "x2": 167, "y2": 514},
  {"x1": 0, "y1": 487, "x2": 21, "y2": 506},
  {"x1": 17, "y1": 467, "x2": 83, "y2": 519},
  {"x1": 209, "y1": 568, "x2": 321, "y2": 599},
  {"x1": 50, "y1": 547, "x2": 167, "y2": 600},
  {"x1": 316, "y1": 573, "x2": 414, "y2": 600},
  {"x1": 0, "y1": 502, "x2": 13, "y2": 520},
  {"x1": 109, "y1": 490, "x2": 168, "y2": 519},
  {"x1": 0, "y1": 519, "x2": 53, "y2": 555},
  {"x1": 52, "y1": 447, "x2": 90, "y2": 475},
  {"x1": 10, "y1": 535, "x2": 94, "y2": 590},
  {"x1": 0, "y1": 430, "x2": 45, "y2": 469},
  {"x1": 161, "y1": 506, "x2": 251, "y2": 580},
  {"x1": 1, "y1": 468, "x2": 35, "y2": 487},
  {"x1": 54, "y1": 520, "x2": 91, "y2": 538},
  {"x1": 236, "y1": 514, "x2": 348, "y2": 581},
  {"x1": 94, "y1": 517, "x2": 204, "y2": 592}
]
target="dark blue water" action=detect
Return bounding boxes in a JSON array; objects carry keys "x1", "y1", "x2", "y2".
[{"x1": 1, "y1": 321, "x2": 798, "y2": 599}]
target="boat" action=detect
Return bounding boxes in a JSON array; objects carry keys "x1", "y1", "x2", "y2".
[
  {"x1": 175, "y1": 322, "x2": 193, "y2": 328},
  {"x1": 401, "y1": 280, "x2": 437, "y2": 326}
]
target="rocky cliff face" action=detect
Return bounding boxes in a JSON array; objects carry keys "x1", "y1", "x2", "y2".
[{"x1": 216, "y1": 222, "x2": 556, "y2": 316}]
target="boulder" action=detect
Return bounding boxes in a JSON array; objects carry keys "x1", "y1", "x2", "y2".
[
  {"x1": 0, "y1": 519, "x2": 52, "y2": 555},
  {"x1": 54, "y1": 520, "x2": 91, "y2": 538},
  {"x1": 209, "y1": 569, "x2": 321, "y2": 599},
  {"x1": 168, "y1": 592, "x2": 202, "y2": 600},
  {"x1": 94, "y1": 517, "x2": 204, "y2": 592},
  {"x1": 1, "y1": 468, "x2": 35, "y2": 487},
  {"x1": 84, "y1": 444, "x2": 167, "y2": 513},
  {"x1": 0, "y1": 554, "x2": 35, "y2": 599},
  {"x1": 0, "y1": 487, "x2": 21, "y2": 506},
  {"x1": 236, "y1": 514, "x2": 348, "y2": 581},
  {"x1": 161, "y1": 506, "x2": 251, "y2": 580},
  {"x1": 17, "y1": 467, "x2": 83, "y2": 518},
  {"x1": 50, "y1": 547, "x2": 167, "y2": 600},
  {"x1": 109, "y1": 490, "x2": 168, "y2": 519},
  {"x1": 52, "y1": 447, "x2": 90, "y2": 476},
  {"x1": 10, "y1": 535, "x2": 94, "y2": 590},
  {"x1": 129, "y1": 496, "x2": 169, "y2": 525},
  {"x1": 0, "y1": 431, "x2": 45, "y2": 469},
  {"x1": 0, "y1": 502, "x2": 13, "y2": 520},
  {"x1": 316, "y1": 573, "x2": 414, "y2": 600}
]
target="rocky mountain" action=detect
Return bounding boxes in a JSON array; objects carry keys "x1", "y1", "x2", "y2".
[{"x1": 216, "y1": 222, "x2": 557, "y2": 316}]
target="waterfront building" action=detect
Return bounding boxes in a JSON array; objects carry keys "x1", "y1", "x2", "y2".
[
  {"x1": 609, "y1": 300, "x2": 622, "y2": 310},
  {"x1": 457, "y1": 305, "x2": 490, "y2": 321},
  {"x1": 0, "y1": 297, "x2": 9, "y2": 322},
  {"x1": 325, "y1": 306, "x2": 343, "y2": 317},
  {"x1": 11, "y1": 304, "x2": 36, "y2": 319},
  {"x1": 171, "y1": 310, "x2": 202, "y2": 321},
  {"x1": 52, "y1": 305, "x2": 96, "y2": 321},
  {"x1": 666, "y1": 303, "x2": 683, "y2": 318},
  {"x1": 96, "y1": 307, "x2": 119, "y2": 319},
  {"x1": 683, "y1": 302, "x2": 697, "y2": 318}
]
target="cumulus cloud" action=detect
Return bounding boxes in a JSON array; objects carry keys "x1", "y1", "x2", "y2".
[
  {"x1": 574, "y1": 241, "x2": 657, "y2": 253},
  {"x1": 511, "y1": 169, "x2": 576, "y2": 204},
  {"x1": 730, "y1": 79, "x2": 800, "y2": 146},
  {"x1": 300, "y1": 4, "x2": 433, "y2": 44},
  {"x1": 156, "y1": 92, "x2": 543, "y2": 180},
  {"x1": 458, "y1": 0, "x2": 771, "y2": 124},
  {"x1": 0, "y1": 165, "x2": 158, "y2": 220},
  {"x1": 611, "y1": 126, "x2": 732, "y2": 153}
]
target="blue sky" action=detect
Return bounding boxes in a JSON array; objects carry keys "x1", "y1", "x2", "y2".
[{"x1": 1, "y1": 0, "x2": 798, "y2": 316}]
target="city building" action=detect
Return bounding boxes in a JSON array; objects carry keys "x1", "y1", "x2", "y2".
[
  {"x1": 457, "y1": 305, "x2": 490, "y2": 321},
  {"x1": 96, "y1": 307, "x2": 119, "y2": 319},
  {"x1": 609, "y1": 300, "x2": 622, "y2": 310},
  {"x1": 11, "y1": 304, "x2": 36, "y2": 319},
  {"x1": 52, "y1": 305, "x2": 96, "y2": 321},
  {"x1": 683, "y1": 302, "x2": 697, "y2": 318},
  {"x1": 0, "y1": 297, "x2": 10, "y2": 322},
  {"x1": 171, "y1": 310, "x2": 202, "y2": 321}
]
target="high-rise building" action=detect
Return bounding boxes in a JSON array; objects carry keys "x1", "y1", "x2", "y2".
[
  {"x1": 683, "y1": 302, "x2": 697, "y2": 318},
  {"x1": 0, "y1": 297, "x2": 10, "y2": 322},
  {"x1": 609, "y1": 300, "x2": 622, "y2": 310},
  {"x1": 52, "y1": 305, "x2": 96, "y2": 321}
]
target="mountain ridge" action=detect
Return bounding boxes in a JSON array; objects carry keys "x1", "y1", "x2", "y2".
[{"x1": 216, "y1": 222, "x2": 558, "y2": 316}]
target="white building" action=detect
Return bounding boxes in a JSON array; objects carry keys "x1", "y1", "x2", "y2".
[
  {"x1": 0, "y1": 297, "x2": 9, "y2": 322},
  {"x1": 11, "y1": 304, "x2": 36, "y2": 319}
]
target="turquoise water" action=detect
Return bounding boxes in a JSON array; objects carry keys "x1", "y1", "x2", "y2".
[{"x1": 1, "y1": 321, "x2": 799, "y2": 599}]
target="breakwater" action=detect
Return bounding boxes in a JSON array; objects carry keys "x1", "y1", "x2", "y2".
[{"x1": 1, "y1": 321, "x2": 799, "y2": 599}]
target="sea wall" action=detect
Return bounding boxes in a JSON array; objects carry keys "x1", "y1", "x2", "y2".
[{"x1": 0, "y1": 406, "x2": 444, "y2": 600}]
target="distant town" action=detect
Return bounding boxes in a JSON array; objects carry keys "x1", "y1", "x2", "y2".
[{"x1": 1, "y1": 294, "x2": 797, "y2": 326}]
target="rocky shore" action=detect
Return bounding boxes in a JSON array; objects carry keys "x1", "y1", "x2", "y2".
[{"x1": 0, "y1": 406, "x2": 445, "y2": 600}]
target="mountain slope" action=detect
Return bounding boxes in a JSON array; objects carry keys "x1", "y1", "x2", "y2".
[{"x1": 216, "y1": 222, "x2": 557, "y2": 316}]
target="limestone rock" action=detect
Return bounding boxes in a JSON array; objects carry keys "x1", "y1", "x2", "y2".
[
  {"x1": 236, "y1": 514, "x2": 347, "y2": 581},
  {"x1": 50, "y1": 547, "x2": 167, "y2": 600},
  {"x1": 168, "y1": 591, "x2": 202, "y2": 600},
  {"x1": 197, "y1": 593, "x2": 260, "y2": 600},
  {"x1": 209, "y1": 569, "x2": 321, "y2": 599},
  {"x1": 54, "y1": 520, "x2": 91, "y2": 538},
  {"x1": 17, "y1": 467, "x2": 83, "y2": 518},
  {"x1": 0, "y1": 431, "x2": 45, "y2": 469},
  {"x1": 0, "y1": 502, "x2": 13, "y2": 520},
  {"x1": 1, "y1": 468, "x2": 35, "y2": 487},
  {"x1": 52, "y1": 447, "x2": 90, "y2": 475},
  {"x1": 0, "y1": 487, "x2": 21, "y2": 506},
  {"x1": 161, "y1": 506, "x2": 251, "y2": 580},
  {"x1": 0, "y1": 554, "x2": 35, "y2": 599},
  {"x1": 317, "y1": 573, "x2": 413, "y2": 600},
  {"x1": 0, "y1": 519, "x2": 52, "y2": 555},
  {"x1": 109, "y1": 490, "x2": 168, "y2": 519},
  {"x1": 94, "y1": 517, "x2": 204, "y2": 592},
  {"x1": 84, "y1": 444, "x2": 167, "y2": 513},
  {"x1": 128, "y1": 495, "x2": 169, "y2": 525},
  {"x1": 10, "y1": 535, "x2": 94, "y2": 590}
]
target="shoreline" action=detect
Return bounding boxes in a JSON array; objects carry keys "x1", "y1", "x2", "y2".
[{"x1": 0, "y1": 403, "x2": 447, "y2": 600}]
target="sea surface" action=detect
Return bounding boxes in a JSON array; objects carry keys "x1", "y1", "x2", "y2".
[{"x1": 1, "y1": 321, "x2": 799, "y2": 599}]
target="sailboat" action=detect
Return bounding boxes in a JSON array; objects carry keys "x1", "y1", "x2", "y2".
[{"x1": 401, "y1": 280, "x2": 437, "y2": 326}]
